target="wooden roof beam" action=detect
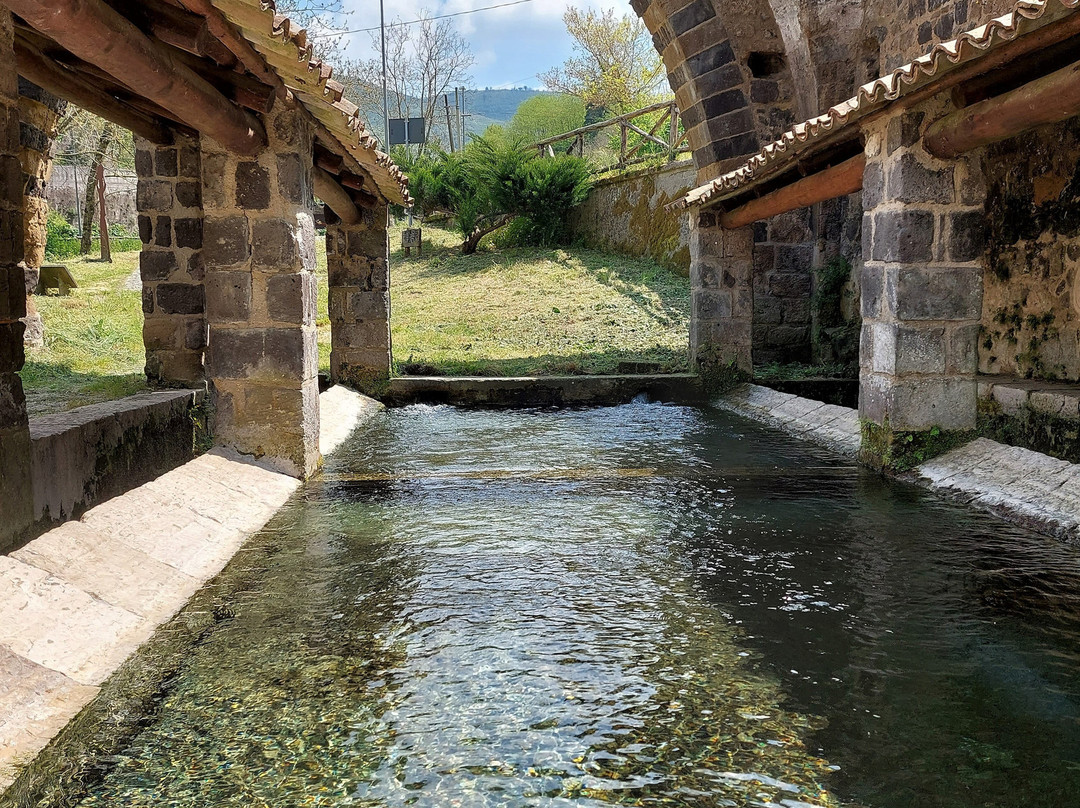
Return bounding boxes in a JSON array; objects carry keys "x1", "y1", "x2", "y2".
[
  {"x1": 14, "y1": 38, "x2": 175, "y2": 143},
  {"x1": 8, "y1": 0, "x2": 266, "y2": 155},
  {"x1": 718, "y1": 154, "x2": 865, "y2": 229},
  {"x1": 314, "y1": 167, "x2": 359, "y2": 225},
  {"x1": 926, "y1": 58, "x2": 1080, "y2": 158}
]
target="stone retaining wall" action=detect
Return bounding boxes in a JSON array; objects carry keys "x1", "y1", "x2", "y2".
[
  {"x1": 26, "y1": 390, "x2": 204, "y2": 541},
  {"x1": 569, "y1": 160, "x2": 694, "y2": 274}
]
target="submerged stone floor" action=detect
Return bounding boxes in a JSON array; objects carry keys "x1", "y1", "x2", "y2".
[
  {"x1": 719, "y1": 383, "x2": 1080, "y2": 543},
  {"x1": 0, "y1": 386, "x2": 382, "y2": 791}
]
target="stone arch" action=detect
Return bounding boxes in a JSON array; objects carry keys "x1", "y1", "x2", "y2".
[{"x1": 631, "y1": 0, "x2": 800, "y2": 184}]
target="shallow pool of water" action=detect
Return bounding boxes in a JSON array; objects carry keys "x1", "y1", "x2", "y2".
[{"x1": 74, "y1": 402, "x2": 1080, "y2": 807}]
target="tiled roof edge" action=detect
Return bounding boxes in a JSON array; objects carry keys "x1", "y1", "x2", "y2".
[{"x1": 670, "y1": 0, "x2": 1080, "y2": 212}]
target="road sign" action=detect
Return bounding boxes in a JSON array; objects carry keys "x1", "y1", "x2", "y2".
[{"x1": 389, "y1": 117, "x2": 426, "y2": 146}]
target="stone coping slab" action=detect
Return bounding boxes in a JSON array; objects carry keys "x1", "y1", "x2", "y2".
[
  {"x1": 0, "y1": 387, "x2": 382, "y2": 791},
  {"x1": 384, "y1": 374, "x2": 705, "y2": 408},
  {"x1": 715, "y1": 383, "x2": 861, "y2": 456},
  {"x1": 717, "y1": 383, "x2": 1080, "y2": 543},
  {"x1": 978, "y1": 375, "x2": 1080, "y2": 421},
  {"x1": 915, "y1": 438, "x2": 1080, "y2": 543}
]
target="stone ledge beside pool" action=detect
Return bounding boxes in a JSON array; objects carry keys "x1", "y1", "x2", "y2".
[
  {"x1": 383, "y1": 374, "x2": 706, "y2": 408},
  {"x1": 714, "y1": 383, "x2": 862, "y2": 456},
  {"x1": 717, "y1": 383, "x2": 1080, "y2": 544},
  {"x1": 0, "y1": 386, "x2": 382, "y2": 793}
]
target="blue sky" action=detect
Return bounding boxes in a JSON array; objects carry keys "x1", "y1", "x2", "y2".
[{"x1": 335, "y1": 0, "x2": 618, "y2": 90}]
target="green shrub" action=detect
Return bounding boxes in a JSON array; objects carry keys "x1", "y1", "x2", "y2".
[{"x1": 45, "y1": 212, "x2": 141, "y2": 260}]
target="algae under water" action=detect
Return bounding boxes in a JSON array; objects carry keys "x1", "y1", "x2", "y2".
[{"x1": 71, "y1": 402, "x2": 1080, "y2": 807}]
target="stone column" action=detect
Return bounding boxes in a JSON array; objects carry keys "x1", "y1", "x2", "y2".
[
  {"x1": 326, "y1": 203, "x2": 390, "y2": 393},
  {"x1": 0, "y1": 10, "x2": 32, "y2": 550},
  {"x1": 18, "y1": 78, "x2": 65, "y2": 348},
  {"x1": 135, "y1": 133, "x2": 206, "y2": 386},
  {"x1": 201, "y1": 106, "x2": 319, "y2": 478},
  {"x1": 690, "y1": 210, "x2": 754, "y2": 378},
  {"x1": 859, "y1": 103, "x2": 985, "y2": 463}
]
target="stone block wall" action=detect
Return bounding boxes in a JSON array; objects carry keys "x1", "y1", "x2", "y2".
[
  {"x1": 751, "y1": 209, "x2": 814, "y2": 364},
  {"x1": 569, "y1": 160, "x2": 694, "y2": 274},
  {"x1": 690, "y1": 211, "x2": 753, "y2": 374},
  {"x1": 859, "y1": 100, "x2": 986, "y2": 433},
  {"x1": 326, "y1": 204, "x2": 391, "y2": 392},
  {"x1": 980, "y1": 117, "x2": 1080, "y2": 382},
  {"x1": 869, "y1": 0, "x2": 1015, "y2": 73},
  {"x1": 0, "y1": 9, "x2": 31, "y2": 551},
  {"x1": 135, "y1": 134, "x2": 205, "y2": 387},
  {"x1": 201, "y1": 106, "x2": 320, "y2": 478}
]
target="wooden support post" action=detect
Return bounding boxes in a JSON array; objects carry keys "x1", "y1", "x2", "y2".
[
  {"x1": 96, "y1": 161, "x2": 110, "y2": 262},
  {"x1": 314, "y1": 167, "x2": 359, "y2": 226},
  {"x1": 718, "y1": 155, "x2": 866, "y2": 229}
]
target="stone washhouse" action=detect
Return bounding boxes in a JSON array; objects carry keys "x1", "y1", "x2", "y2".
[
  {"x1": 643, "y1": 0, "x2": 1080, "y2": 461},
  {"x1": 3, "y1": 0, "x2": 1080, "y2": 553},
  {"x1": 0, "y1": 0, "x2": 409, "y2": 551}
]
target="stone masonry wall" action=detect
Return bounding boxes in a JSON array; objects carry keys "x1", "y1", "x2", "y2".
[
  {"x1": 690, "y1": 212, "x2": 753, "y2": 373},
  {"x1": 569, "y1": 160, "x2": 694, "y2": 274},
  {"x1": 326, "y1": 204, "x2": 391, "y2": 392},
  {"x1": 0, "y1": 9, "x2": 32, "y2": 551},
  {"x1": 859, "y1": 99, "x2": 986, "y2": 432},
  {"x1": 752, "y1": 209, "x2": 813, "y2": 364},
  {"x1": 201, "y1": 106, "x2": 320, "y2": 478},
  {"x1": 135, "y1": 133, "x2": 205, "y2": 387},
  {"x1": 979, "y1": 118, "x2": 1080, "y2": 382}
]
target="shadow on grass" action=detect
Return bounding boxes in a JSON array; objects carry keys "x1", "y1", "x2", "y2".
[
  {"x1": 394, "y1": 346, "x2": 690, "y2": 378},
  {"x1": 21, "y1": 360, "x2": 149, "y2": 418}
]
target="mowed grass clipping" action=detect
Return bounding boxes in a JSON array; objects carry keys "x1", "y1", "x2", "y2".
[
  {"x1": 22, "y1": 251, "x2": 148, "y2": 417},
  {"x1": 22, "y1": 225, "x2": 690, "y2": 415},
  {"x1": 377, "y1": 225, "x2": 690, "y2": 377}
]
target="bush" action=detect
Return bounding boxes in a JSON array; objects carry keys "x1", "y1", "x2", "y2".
[
  {"x1": 405, "y1": 138, "x2": 592, "y2": 253},
  {"x1": 45, "y1": 212, "x2": 141, "y2": 259}
]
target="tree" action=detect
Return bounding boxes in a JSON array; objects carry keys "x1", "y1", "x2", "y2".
[
  {"x1": 539, "y1": 7, "x2": 665, "y2": 115},
  {"x1": 340, "y1": 15, "x2": 474, "y2": 151},
  {"x1": 506, "y1": 94, "x2": 586, "y2": 144}
]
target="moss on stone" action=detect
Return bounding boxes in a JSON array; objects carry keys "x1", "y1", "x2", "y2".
[{"x1": 859, "y1": 419, "x2": 975, "y2": 472}]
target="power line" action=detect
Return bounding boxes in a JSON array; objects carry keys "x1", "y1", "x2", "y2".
[{"x1": 316, "y1": 0, "x2": 534, "y2": 37}]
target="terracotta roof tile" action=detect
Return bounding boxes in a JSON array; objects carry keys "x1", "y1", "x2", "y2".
[
  {"x1": 671, "y1": 0, "x2": 1080, "y2": 211},
  {"x1": 211, "y1": 0, "x2": 410, "y2": 206}
]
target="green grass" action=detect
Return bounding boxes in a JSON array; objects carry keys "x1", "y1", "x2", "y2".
[
  {"x1": 22, "y1": 225, "x2": 690, "y2": 415},
  {"x1": 375, "y1": 225, "x2": 690, "y2": 377},
  {"x1": 23, "y1": 252, "x2": 149, "y2": 417}
]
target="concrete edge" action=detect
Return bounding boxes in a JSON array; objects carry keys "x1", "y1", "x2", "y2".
[
  {"x1": 0, "y1": 386, "x2": 383, "y2": 795},
  {"x1": 715, "y1": 383, "x2": 1080, "y2": 544},
  {"x1": 384, "y1": 374, "x2": 706, "y2": 408}
]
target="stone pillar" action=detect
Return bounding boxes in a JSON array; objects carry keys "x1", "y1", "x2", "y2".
[
  {"x1": 690, "y1": 209, "x2": 754, "y2": 378},
  {"x1": 0, "y1": 10, "x2": 32, "y2": 550},
  {"x1": 201, "y1": 106, "x2": 319, "y2": 478},
  {"x1": 859, "y1": 103, "x2": 986, "y2": 462},
  {"x1": 326, "y1": 203, "x2": 391, "y2": 392},
  {"x1": 751, "y1": 210, "x2": 813, "y2": 364},
  {"x1": 18, "y1": 78, "x2": 65, "y2": 348},
  {"x1": 135, "y1": 133, "x2": 206, "y2": 386}
]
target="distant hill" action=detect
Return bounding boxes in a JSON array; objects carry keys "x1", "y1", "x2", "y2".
[{"x1": 464, "y1": 88, "x2": 549, "y2": 123}]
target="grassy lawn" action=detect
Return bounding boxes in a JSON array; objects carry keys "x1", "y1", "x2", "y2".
[
  {"x1": 380, "y1": 225, "x2": 690, "y2": 377},
  {"x1": 22, "y1": 224, "x2": 690, "y2": 416},
  {"x1": 23, "y1": 251, "x2": 149, "y2": 418}
]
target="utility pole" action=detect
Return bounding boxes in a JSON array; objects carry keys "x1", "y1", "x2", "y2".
[
  {"x1": 458, "y1": 85, "x2": 466, "y2": 147},
  {"x1": 444, "y1": 94, "x2": 455, "y2": 152},
  {"x1": 380, "y1": 0, "x2": 389, "y2": 149}
]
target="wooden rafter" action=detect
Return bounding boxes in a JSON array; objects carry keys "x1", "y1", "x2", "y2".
[
  {"x1": 7, "y1": 0, "x2": 266, "y2": 154},
  {"x1": 13, "y1": 38, "x2": 175, "y2": 143}
]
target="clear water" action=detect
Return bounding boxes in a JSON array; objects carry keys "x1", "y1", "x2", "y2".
[{"x1": 73, "y1": 402, "x2": 1080, "y2": 807}]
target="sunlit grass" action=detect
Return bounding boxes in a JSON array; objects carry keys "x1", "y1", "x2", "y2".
[{"x1": 23, "y1": 225, "x2": 690, "y2": 415}]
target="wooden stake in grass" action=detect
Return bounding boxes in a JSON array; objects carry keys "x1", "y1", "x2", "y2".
[{"x1": 96, "y1": 161, "x2": 111, "y2": 263}]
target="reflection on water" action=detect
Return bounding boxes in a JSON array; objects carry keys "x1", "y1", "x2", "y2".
[{"x1": 73, "y1": 403, "x2": 1080, "y2": 808}]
